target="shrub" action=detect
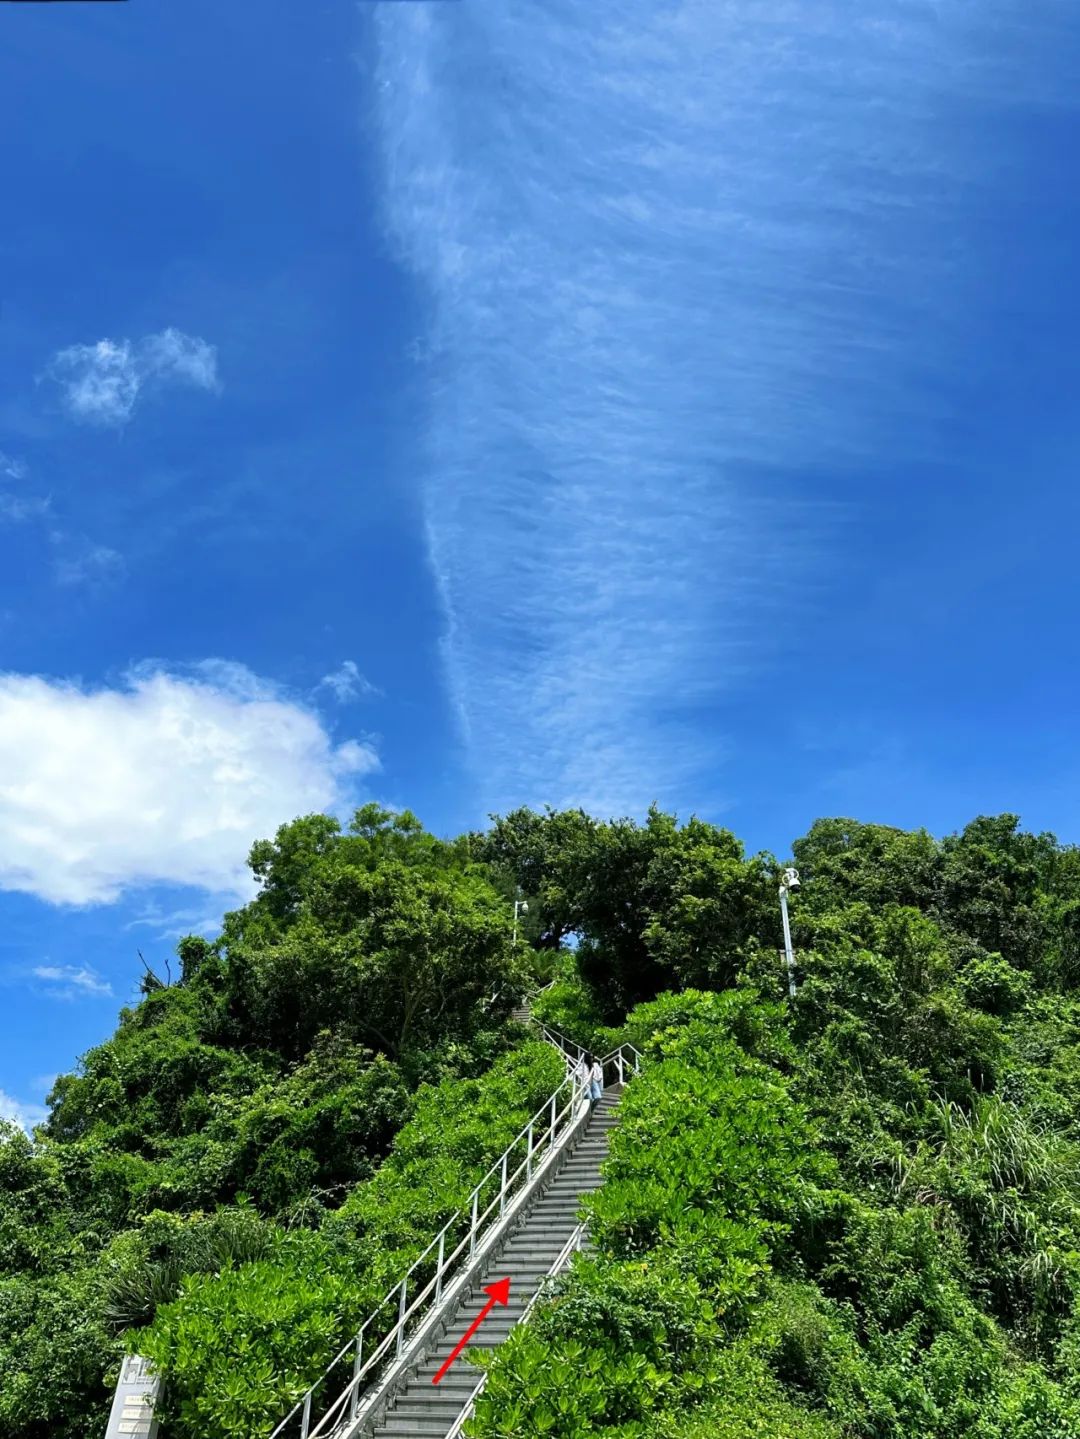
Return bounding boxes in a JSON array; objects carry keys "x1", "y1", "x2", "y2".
[
  {"x1": 138, "y1": 1229, "x2": 354, "y2": 1438},
  {"x1": 137, "y1": 1042, "x2": 567, "y2": 1438}
]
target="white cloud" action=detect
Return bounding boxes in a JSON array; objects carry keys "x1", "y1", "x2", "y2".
[
  {"x1": 126, "y1": 903, "x2": 224, "y2": 941},
  {"x1": 51, "y1": 538, "x2": 124, "y2": 587},
  {"x1": 317, "y1": 660, "x2": 380, "y2": 703},
  {"x1": 0, "y1": 662, "x2": 379, "y2": 905},
  {"x1": 32, "y1": 964, "x2": 113, "y2": 999},
  {"x1": 0, "y1": 1090, "x2": 48, "y2": 1133},
  {"x1": 0, "y1": 453, "x2": 28, "y2": 482},
  {"x1": 49, "y1": 339, "x2": 140, "y2": 426},
  {"x1": 45, "y1": 328, "x2": 220, "y2": 427},
  {"x1": 0, "y1": 456, "x2": 117, "y2": 579},
  {"x1": 0, "y1": 492, "x2": 51, "y2": 524},
  {"x1": 0, "y1": 451, "x2": 49, "y2": 524},
  {"x1": 140, "y1": 328, "x2": 219, "y2": 390},
  {"x1": 372, "y1": 1, "x2": 1065, "y2": 819}
]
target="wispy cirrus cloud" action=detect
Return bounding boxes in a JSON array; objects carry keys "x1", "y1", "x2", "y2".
[
  {"x1": 0, "y1": 450, "x2": 49, "y2": 524},
  {"x1": 316, "y1": 660, "x2": 380, "y2": 704},
  {"x1": 32, "y1": 964, "x2": 113, "y2": 999},
  {"x1": 0, "y1": 453, "x2": 121, "y2": 586},
  {"x1": 0, "y1": 452, "x2": 28, "y2": 483},
  {"x1": 0, "y1": 492, "x2": 51, "y2": 525},
  {"x1": 51, "y1": 537, "x2": 125, "y2": 588},
  {"x1": 126, "y1": 902, "x2": 224, "y2": 942},
  {"x1": 44, "y1": 327, "x2": 220, "y2": 427},
  {"x1": 371, "y1": 1, "x2": 1069, "y2": 819}
]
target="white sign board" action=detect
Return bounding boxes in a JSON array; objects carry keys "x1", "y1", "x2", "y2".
[{"x1": 104, "y1": 1355, "x2": 162, "y2": 1439}]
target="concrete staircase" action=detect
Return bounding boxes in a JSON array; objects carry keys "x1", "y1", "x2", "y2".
[{"x1": 368, "y1": 1089, "x2": 621, "y2": 1439}]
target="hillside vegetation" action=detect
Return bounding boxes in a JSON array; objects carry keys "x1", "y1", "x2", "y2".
[{"x1": 4, "y1": 805, "x2": 1080, "y2": 1438}]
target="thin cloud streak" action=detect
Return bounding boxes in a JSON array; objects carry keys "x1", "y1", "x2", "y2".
[
  {"x1": 32, "y1": 964, "x2": 114, "y2": 999},
  {"x1": 0, "y1": 454, "x2": 122, "y2": 586},
  {"x1": 372, "y1": 1, "x2": 1072, "y2": 819}
]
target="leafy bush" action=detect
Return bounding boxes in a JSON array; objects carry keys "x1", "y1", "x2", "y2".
[
  {"x1": 959, "y1": 951, "x2": 1033, "y2": 1015},
  {"x1": 649, "y1": 1348, "x2": 842, "y2": 1438},
  {"x1": 136, "y1": 1041, "x2": 566, "y2": 1438},
  {"x1": 140, "y1": 1226, "x2": 361, "y2": 1438},
  {"x1": 467, "y1": 997, "x2": 821, "y2": 1438},
  {"x1": 0, "y1": 1265, "x2": 121, "y2": 1439},
  {"x1": 530, "y1": 975, "x2": 611, "y2": 1053},
  {"x1": 14, "y1": 803, "x2": 1080, "y2": 1439}
]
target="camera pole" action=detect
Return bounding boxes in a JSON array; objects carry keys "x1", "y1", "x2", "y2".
[{"x1": 779, "y1": 868, "x2": 800, "y2": 999}]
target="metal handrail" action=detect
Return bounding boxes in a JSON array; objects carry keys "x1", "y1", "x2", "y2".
[
  {"x1": 534, "y1": 1021, "x2": 585, "y2": 1064},
  {"x1": 440, "y1": 1032, "x2": 644, "y2": 1439},
  {"x1": 443, "y1": 1221, "x2": 589, "y2": 1439},
  {"x1": 267, "y1": 1024, "x2": 642, "y2": 1439},
  {"x1": 268, "y1": 1068, "x2": 587, "y2": 1439},
  {"x1": 536, "y1": 1022, "x2": 643, "y2": 1089},
  {"x1": 601, "y1": 1043, "x2": 642, "y2": 1089}
]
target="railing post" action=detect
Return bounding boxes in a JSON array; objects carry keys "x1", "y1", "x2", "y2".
[
  {"x1": 526, "y1": 1121, "x2": 534, "y2": 1182},
  {"x1": 348, "y1": 1333, "x2": 363, "y2": 1423},
  {"x1": 500, "y1": 1153, "x2": 509, "y2": 1215},
  {"x1": 396, "y1": 1277, "x2": 407, "y2": 1357},
  {"x1": 301, "y1": 1391, "x2": 312, "y2": 1439},
  {"x1": 549, "y1": 1094, "x2": 557, "y2": 1148},
  {"x1": 617, "y1": 1052, "x2": 624, "y2": 1085},
  {"x1": 470, "y1": 1190, "x2": 479, "y2": 1256},
  {"x1": 435, "y1": 1231, "x2": 446, "y2": 1303}
]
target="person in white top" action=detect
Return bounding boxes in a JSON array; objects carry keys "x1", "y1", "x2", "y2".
[
  {"x1": 574, "y1": 1053, "x2": 589, "y2": 1094},
  {"x1": 587, "y1": 1056, "x2": 604, "y2": 1106}
]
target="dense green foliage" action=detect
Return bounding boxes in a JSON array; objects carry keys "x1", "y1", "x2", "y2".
[
  {"x1": 467, "y1": 812, "x2": 1080, "y2": 1438},
  {"x1": 6, "y1": 803, "x2": 1080, "y2": 1438},
  {"x1": 0, "y1": 807, "x2": 537, "y2": 1439},
  {"x1": 135, "y1": 1040, "x2": 564, "y2": 1437}
]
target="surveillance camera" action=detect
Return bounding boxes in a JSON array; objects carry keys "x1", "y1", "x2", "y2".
[{"x1": 782, "y1": 867, "x2": 801, "y2": 890}]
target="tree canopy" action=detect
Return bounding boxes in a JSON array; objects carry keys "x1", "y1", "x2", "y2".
[{"x1": 6, "y1": 803, "x2": 1080, "y2": 1438}]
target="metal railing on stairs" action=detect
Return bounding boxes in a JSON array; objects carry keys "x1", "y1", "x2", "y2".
[
  {"x1": 443, "y1": 1221, "x2": 589, "y2": 1439},
  {"x1": 267, "y1": 1007, "x2": 641, "y2": 1439},
  {"x1": 440, "y1": 1015, "x2": 643, "y2": 1438},
  {"x1": 534, "y1": 1019, "x2": 643, "y2": 1088},
  {"x1": 268, "y1": 1070, "x2": 585, "y2": 1439}
]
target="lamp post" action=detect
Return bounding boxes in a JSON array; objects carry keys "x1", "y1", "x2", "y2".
[
  {"x1": 513, "y1": 898, "x2": 529, "y2": 945},
  {"x1": 779, "y1": 867, "x2": 800, "y2": 999}
]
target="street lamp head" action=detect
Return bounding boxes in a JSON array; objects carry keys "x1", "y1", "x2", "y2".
[
  {"x1": 521, "y1": 900, "x2": 529, "y2": 913},
  {"x1": 781, "y1": 867, "x2": 801, "y2": 891}
]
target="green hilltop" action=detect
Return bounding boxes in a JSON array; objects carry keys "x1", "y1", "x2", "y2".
[{"x1": 4, "y1": 803, "x2": 1080, "y2": 1437}]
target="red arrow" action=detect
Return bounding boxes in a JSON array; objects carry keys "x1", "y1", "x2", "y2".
[{"x1": 431, "y1": 1277, "x2": 511, "y2": 1384}]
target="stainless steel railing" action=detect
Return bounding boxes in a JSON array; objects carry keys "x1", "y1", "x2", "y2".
[
  {"x1": 266, "y1": 1018, "x2": 640, "y2": 1439},
  {"x1": 535, "y1": 1021, "x2": 643, "y2": 1088},
  {"x1": 268, "y1": 1070, "x2": 587, "y2": 1439},
  {"x1": 443, "y1": 1221, "x2": 589, "y2": 1439}
]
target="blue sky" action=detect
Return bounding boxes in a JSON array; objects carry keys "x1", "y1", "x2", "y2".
[{"x1": 2, "y1": 0, "x2": 1080, "y2": 1124}]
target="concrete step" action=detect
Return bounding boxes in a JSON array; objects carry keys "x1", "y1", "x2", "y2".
[
  {"x1": 380, "y1": 1418, "x2": 472, "y2": 1436},
  {"x1": 499, "y1": 1241, "x2": 571, "y2": 1256}
]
